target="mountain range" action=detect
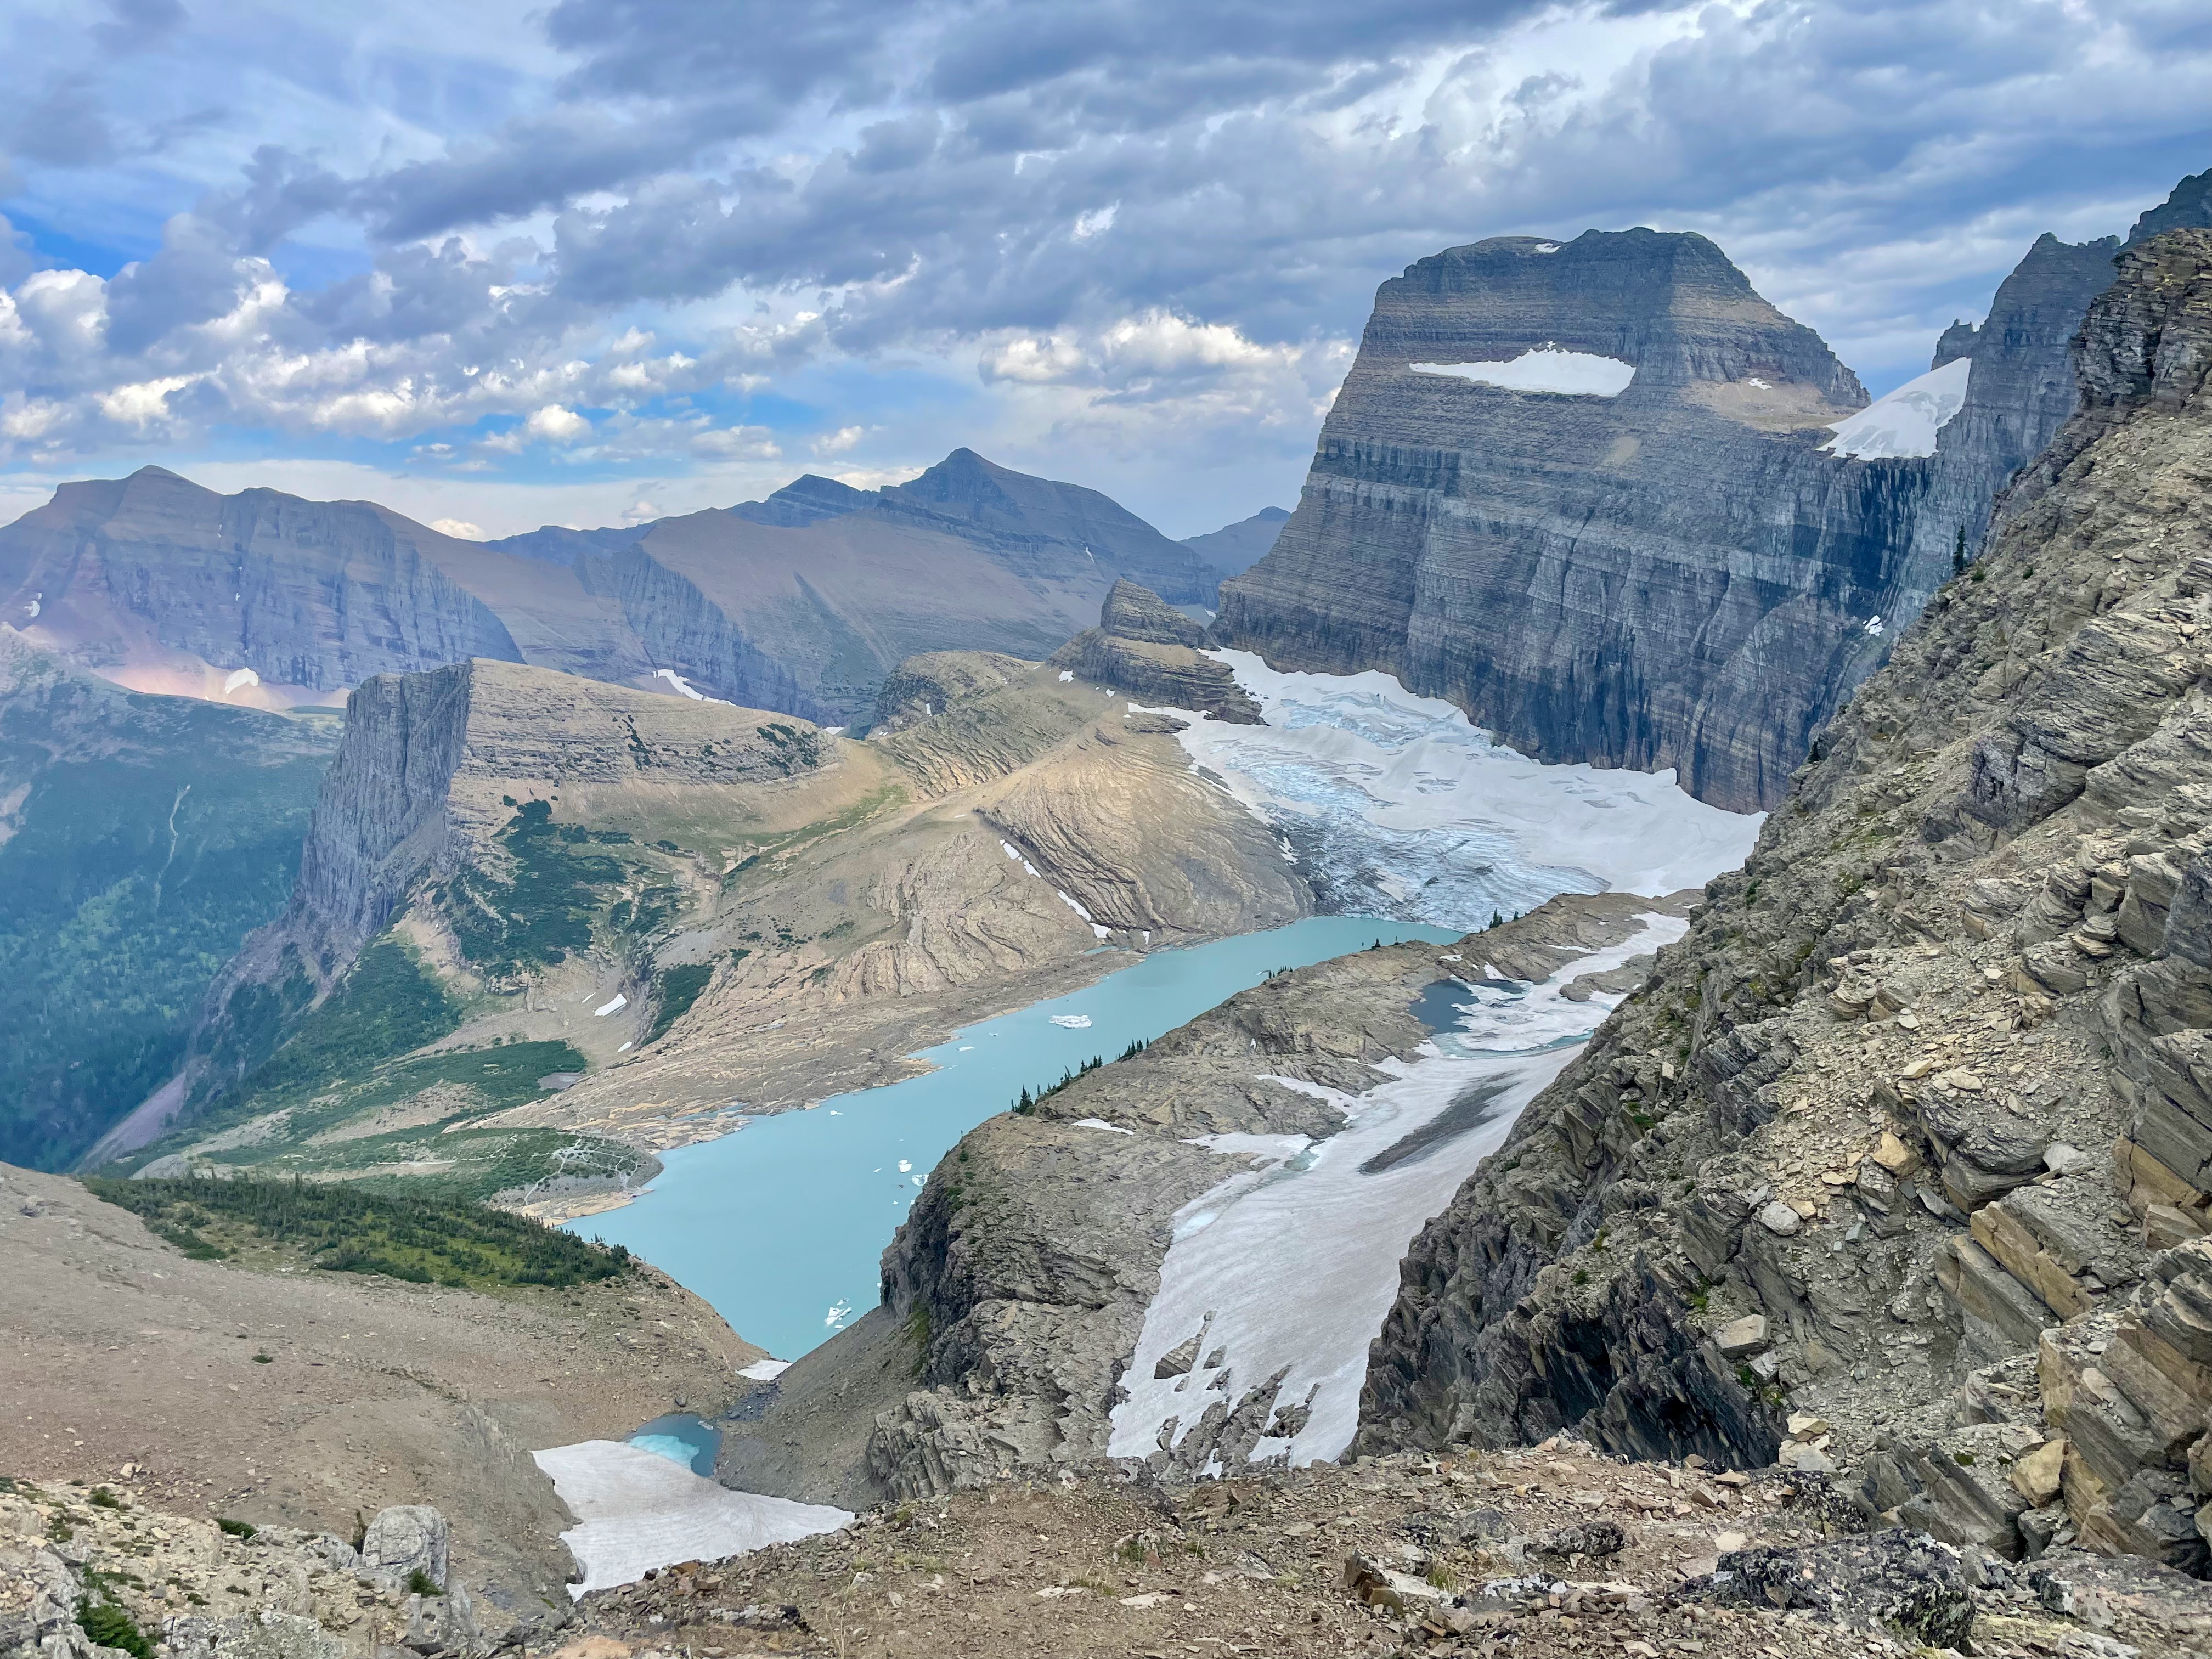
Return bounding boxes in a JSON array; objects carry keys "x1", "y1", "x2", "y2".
[{"x1": 0, "y1": 448, "x2": 1265, "y2": 730}]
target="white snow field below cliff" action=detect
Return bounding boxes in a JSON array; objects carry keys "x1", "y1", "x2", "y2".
[
  {"x1": 1107, "y1": 911, "x2": 1690, "y2": 1469},
  {"x1": 1149, "y1": 653, "x2": 1759, "y2": 931},
  {"x1": 532, "y1": 1441, "x2": 850, "y2": 1595},
  {"x1": 1409, "y1": 348, "x2": 1636, "y2": 396},
  {"x1": 1821, "y1": 356, "x2": 1971, "y2": 460}
]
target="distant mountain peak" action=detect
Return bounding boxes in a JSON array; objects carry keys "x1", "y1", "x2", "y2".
[{"x1": 2128, "y1": 167, "x2": 2212, "y2": 245}]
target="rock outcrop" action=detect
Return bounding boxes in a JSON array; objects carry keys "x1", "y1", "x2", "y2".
[
  {"x1": 1049, "y1": 580, "x2": 1262, "y2": 723},
  {"x1": 1219, "y1": 225, "x2": 2119, "y2": 811},
  {"x1": 0, "y1": 449, "x2": 1210, "y2": 726},
  {"x1": 858, "y1": 895, "x2": 1685, "y2": 1502},
  {"x1": 1356, "y1": 230, "x2": 2212, "y2": 1575},
  {"x1": 864, "y1": 650, "x2": 1035, "y2": 737}
]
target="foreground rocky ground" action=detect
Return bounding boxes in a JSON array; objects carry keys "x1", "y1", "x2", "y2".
[
  {"x1": 20, "y1": 1439, "x2": 2212, "y2": 1659},
  {"x1": 562, "y1": 1440, "x2": 2212, "y2": 1659},
  {"x1": 0, "y1": 1164, "x2": 758, "y2": 1632}
]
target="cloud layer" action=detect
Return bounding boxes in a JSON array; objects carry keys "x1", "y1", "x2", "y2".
[{"x1": 1, "y1": 0, "x2": 2208, "y2": 534}]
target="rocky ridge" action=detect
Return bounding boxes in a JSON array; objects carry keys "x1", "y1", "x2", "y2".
[
  {"x1": 1356, "y1": 230, "x2": 2212, "y2": 1576},
  {"x1": 1049, "y1": 580, "x2": 1262, "y2": 723},
  {"x1": 1218, "y1": 223, "x2": 2119, "y2": 811}
]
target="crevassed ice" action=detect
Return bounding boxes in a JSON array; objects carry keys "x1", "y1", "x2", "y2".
[
  {"x1": 1146, "y1": 652, "x2": 1759, "y2": 930},
  {"x1": 1409, "y1": 347, "x2": 1635, "y2": 397},
  {"x1": 1822, "y1": 356, "x2": 1971, "y2": 460}
]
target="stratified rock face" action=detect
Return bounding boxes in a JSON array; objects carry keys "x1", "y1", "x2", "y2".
[
  {"x1": 865, "y1": 650, "x2": 1036, "y2": 736},
  {"x1": 1051, "y1": 579, "x2": 1262, "y2": 723},
  {"x1": 0, "y1": 467, "x2": 538, "y2": 693},
  {"x1": 0, "y1": 449, "x2": 1211, "y2": 726},
  {"x1": 1220, "y1": 227, "x2": 2117, "y2": 811},
  {"x1": 1358, "y1": 232, "x2": 2212, "y2": 1571}
]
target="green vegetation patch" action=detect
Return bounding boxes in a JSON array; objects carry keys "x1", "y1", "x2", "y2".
[
  {"x1": 77, "y1": 1598, "x2": 151, "y2": 1659},
  {"x1": 645, "y1": 962, "x2": 716, "y2": 1047},
  {"x1": 0, "y1": 707, "x2": 333, "y2": 1171},
  {"x1": 86, "y1": 1176, "x2": 634, "y2": 1290},
  {"x1": 439, "y1": 800, "x2": 637, "y2": 979},
  {"x1": 198, "y1": 1035, "x2": 589, "y2": 1155},
  {"x1": 228, "y1": 1120, "x2": 651, "y2": 1206}
]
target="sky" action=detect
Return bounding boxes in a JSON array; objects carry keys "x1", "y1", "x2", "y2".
[{"x1": 0, "y1": 1, "x2": 2207, "y2": 541}]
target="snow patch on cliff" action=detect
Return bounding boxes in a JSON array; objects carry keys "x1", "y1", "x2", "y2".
[
  {"x1": 1822, "y1": 357, "x2": 1970, "y2": 459},
  {"x1": 1409, "y1": 348, "x2": 1634, "y2": 397}
]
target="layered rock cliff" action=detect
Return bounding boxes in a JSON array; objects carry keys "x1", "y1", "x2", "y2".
[
  {"x1": 1357, "y1": 230, "x2": 2212, "y2": 1572},
  {"x1": 1049, "y1": 579, "x2": 1262, "y2": 723},
  {"x1": 1219, "y1": 225, "x2": 2117, "y2": 811}
]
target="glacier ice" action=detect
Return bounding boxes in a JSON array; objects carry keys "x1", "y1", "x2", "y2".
[
  {"x1": 1822, "y1": 357, "x2": 1970, "y2": 460},
  {"x1": 1153, "y1": 653, "x2": 1759, "y2": 932}
]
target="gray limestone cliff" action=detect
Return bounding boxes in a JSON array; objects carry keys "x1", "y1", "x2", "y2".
[
  {"x1": 1220, "y1": 225, "x2": 2118, "y2": 811},
  {"x1": 1049, "y1": 579, "x2": 1262, "y2": 723},
  {"x1": 1356, "y1": 229, "x2": 2212, "y2": 1573}
]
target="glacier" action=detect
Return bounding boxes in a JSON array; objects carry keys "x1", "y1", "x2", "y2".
[
  {"x1": 1152, "y1": 653, "x2": 1760, "y2": 932},
  {"x1": 1822, "y1": 356, "x2": 1971, "y2": 460},
  {"x1": 1106, "y1": 911, "x2": 1689, "y2": 1469}
]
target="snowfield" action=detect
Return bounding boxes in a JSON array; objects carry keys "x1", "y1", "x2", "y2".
[
  {"x1": 1107, "y1": 911, "x2": 1690, "y2": 1469},
  {"x1": 531, "y1": 1441, "x2": 849, "y2": 1594},
  {"x1": 1408, "y1": 348, "x2": 1635, "y2": 397},
  {"x1": 1822, "y1": 356, "x2": 1971, "y2": 459}
]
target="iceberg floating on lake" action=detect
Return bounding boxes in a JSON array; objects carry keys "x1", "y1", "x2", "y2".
[{"x1": 1049, "y1": 1013, "x2": 1093, "y2": 1029}]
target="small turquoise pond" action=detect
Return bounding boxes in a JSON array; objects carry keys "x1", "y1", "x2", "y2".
[
  {"x1": 573, "y1": 916, "x2": 1459, "y2": 1361},
  {"x1": 628, "y1": 1413, "x2": 720, "y2": 1475}
]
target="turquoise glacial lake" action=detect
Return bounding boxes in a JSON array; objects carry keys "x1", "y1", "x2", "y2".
[{"x1": 572, "y1": 916, "x2": 1459, "y2": 1361}]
